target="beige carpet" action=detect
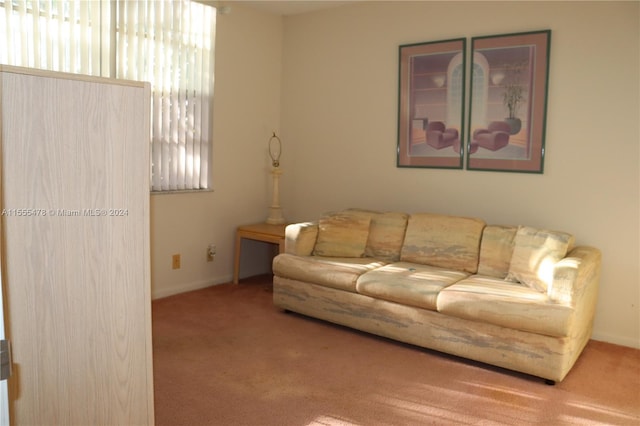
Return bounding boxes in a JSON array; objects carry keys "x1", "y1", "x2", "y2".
[{"x1": 152, "y1": 275, "x2": 640, "y2": 425}]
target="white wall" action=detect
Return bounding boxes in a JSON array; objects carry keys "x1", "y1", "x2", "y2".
[
  {"x1": 280, "y1": 1, "x2": 640, "y2": 348},
  {"x1": 151, "y1": 4, "x2": 283, "y2": 298}
]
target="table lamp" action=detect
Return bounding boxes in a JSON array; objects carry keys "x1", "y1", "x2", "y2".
[{"x1": 266, "y1": 132, "x2": 285, "y2": 224}]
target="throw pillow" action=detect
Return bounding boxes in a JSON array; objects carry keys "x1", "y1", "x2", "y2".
[
  {"x1": 506, "y1": 226, "x2": 575, "y2": 293},
  {"x1": 477, "y1": 225, "x2": 518, "y2": 279},
  {"x1": 363, "y1": 211, "x2": 409, "y2": 262},
  {"x1": 344, "y1": 209, "x2": 408, "y2": 261},
  {"x1": 312, "y1": 210, "x2": 372, "y2": 257}
]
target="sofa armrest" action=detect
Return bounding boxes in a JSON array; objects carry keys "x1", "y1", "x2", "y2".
[
  {"x1": 285, "y1": 221, "x2": 318, "y2": 256},
  {"x1": 550, "y1": 246, "x2": 601, "y2": 304},
  {"x1": 472, "y1": 128, "x2": 490, "y2": 139},
  {"x1": 550, "y1": 246, "x2": 601, "y2": 340}
]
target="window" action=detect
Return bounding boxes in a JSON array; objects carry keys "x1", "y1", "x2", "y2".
[
  {"x1": 0, "y1": 0, "x2": 216, "y2": 192},
  {"x1": 447, "y1": 52, "x2": 464, "y2": 128},
  {"x1": 470, "y1": 52, "x2": 489, "y2": 128}
]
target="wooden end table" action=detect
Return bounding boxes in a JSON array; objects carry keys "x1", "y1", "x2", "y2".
[{"x1": 233, "y1": 222, "x2": 288, "y2": 284}]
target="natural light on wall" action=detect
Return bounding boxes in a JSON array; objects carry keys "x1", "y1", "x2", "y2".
[{"x1": 0, "y1": 0, "x2": 216, "y2": 192}]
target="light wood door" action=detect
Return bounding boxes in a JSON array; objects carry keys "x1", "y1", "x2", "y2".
[{"x1": 0, "y1": 66, "x2": 154, "y2": 425}]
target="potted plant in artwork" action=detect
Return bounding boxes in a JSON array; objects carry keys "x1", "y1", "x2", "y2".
[{"x1": 502, "y1": 62, "x2": 526, "y2": 135}]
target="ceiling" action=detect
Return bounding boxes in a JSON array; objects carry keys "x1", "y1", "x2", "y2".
[{"x1": 216, "y1": 1, "x2": 358, "y2": 16}]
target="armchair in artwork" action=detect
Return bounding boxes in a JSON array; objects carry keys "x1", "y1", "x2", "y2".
[
  {"x1": 425, "y1": 121, "x2": 459, "y2": 149},
  {"x1": 472, "y1": 121, "x2": 511, "y2": 151}
]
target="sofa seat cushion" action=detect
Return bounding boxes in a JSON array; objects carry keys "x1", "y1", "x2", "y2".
[
  {"x1": 355, "y1": 262, "x2": 469, "y2": 311},
  {"x1": 437, "y1": 275, "x2": 574, "y2": 337},
  {"x1": 272, "y1": 254, "x2": 387, "y2": 292}
]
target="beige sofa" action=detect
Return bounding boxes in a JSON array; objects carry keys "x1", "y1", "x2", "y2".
[{"x1": 272, "y1": 209, "x2": 601, "y2": 384}]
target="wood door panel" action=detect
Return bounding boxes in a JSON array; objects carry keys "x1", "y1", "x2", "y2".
[{"x1": 0, "y1": 68, "x2": 153, "y2": 425}]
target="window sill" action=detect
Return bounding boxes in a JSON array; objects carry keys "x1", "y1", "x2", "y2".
[{"x1": 151, "y1": 188, "x2": 215, "y2": 196}]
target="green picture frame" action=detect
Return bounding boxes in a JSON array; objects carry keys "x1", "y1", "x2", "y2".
[
  {"x1": 466, "y1": 30, "x2": 551, "y2": 173},
  {"x1": 397, "y1": 38, "x2": 466, "y2": 169}
]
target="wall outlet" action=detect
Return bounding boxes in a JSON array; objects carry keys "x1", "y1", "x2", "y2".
[
  {"x1": 172, "y1": 254, "x2": 181, "y2": 269},
  {"x1": 207, "y1": 244, "x2": 216, "y2": 262}
]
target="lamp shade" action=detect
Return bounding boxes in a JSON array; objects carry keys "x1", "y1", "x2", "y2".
[{"x1": 269, "y1": 132, "x2": 282, "y2": 167}]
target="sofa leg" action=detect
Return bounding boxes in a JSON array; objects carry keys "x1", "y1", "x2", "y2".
[{"x1": 544, "y1": 379, "x2": 556, "y2": 386}]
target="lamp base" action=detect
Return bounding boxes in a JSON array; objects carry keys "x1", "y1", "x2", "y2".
[{"x1": 266, "y1": 207, "x2": 285, "y2": 224}]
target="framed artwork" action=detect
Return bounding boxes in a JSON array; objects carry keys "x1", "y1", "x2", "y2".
[
  {"x1": 466, "y1": 30, "x2": 551, "y2": 173},
  {"x1": 397, "y1": 38, "x2": 466, "y2": 169}
]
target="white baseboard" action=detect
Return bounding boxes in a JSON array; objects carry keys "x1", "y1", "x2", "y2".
[
  {"x1": 152, "y1": 274, "x2": 232, "y2": 300},
  {"x1": 591, "y1": 331, "x2": 640, "y2": 349}
]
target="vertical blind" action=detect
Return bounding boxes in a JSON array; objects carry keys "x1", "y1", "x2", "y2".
[
  {"x1": 0, "y1": 0, "x2": 216, "y2": 192},
  {"x1": 0, "y1": 0, "x2": 104, "y2": 75}
]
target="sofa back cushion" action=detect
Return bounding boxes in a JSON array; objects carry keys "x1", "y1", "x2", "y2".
[
  {"x1": 477, "y1": 225, "x2": 518, "y2": 278},
  {"x1": 400, "y1": 213, "x2": 485, "y2": 273},
  {"x1": 505, "y1": 226, "x2": 575, "y2": 293},
  {"x1": 313, "y1": 210, "x2": 372, "y2": 257}
]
